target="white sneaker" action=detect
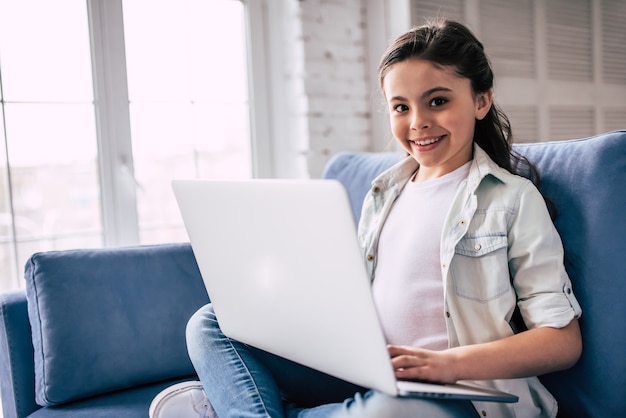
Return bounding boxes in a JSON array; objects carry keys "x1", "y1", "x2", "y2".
[{"x1": 149, "y1": 381, "x2": 218, "y2": 418}]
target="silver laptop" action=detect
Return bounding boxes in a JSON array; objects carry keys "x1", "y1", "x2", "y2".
[{"x1": 172, "y1": 179, "x2": 518, "y2": 403}]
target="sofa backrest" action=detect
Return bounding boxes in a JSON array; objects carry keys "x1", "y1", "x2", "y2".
[
  {"x1": 24, "y1": 243, "x2": 208, "y2": 407},
  {"x1": 513, "y1": 131, "x2": 626, "y2": 418},
  {"x1": 323, "y1": 130, "x2": 626, "y2": 418}
]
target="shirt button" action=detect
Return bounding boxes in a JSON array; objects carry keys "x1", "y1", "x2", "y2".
[
  {"x1": 442, "y1": 263, "x2": 446, "y2": 269},
  {"x1": 372, "y1": 186, "x2": 381, "y2": 193},
  {"x1": 474, "y1": 243, "x2": 481, "y2": 251},
  {"x1": 460, "y1": 219, "x2": 466, "y2": 226},
  {"x1": 481, "y1": 410, "x2": 487, "y2": 417},
  {"x1": 367, "y1": 254, "x2": 374, "y2": 261},
  {"x1": 446, "y1": 311, "x2": 451, "y2": 318}
]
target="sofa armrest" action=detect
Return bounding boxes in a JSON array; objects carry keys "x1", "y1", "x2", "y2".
[{"x1": 0, "y1": 290, "x2": 40, "y2": 418}]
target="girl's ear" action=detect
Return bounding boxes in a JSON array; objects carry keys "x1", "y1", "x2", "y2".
[{"x1": 475, "y1": 89, "x2": 493, "y2": 120}]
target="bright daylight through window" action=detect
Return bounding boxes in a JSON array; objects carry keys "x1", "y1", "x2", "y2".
[{"x1": 0, "y1": 0, "x2": 252, "y2": 291}]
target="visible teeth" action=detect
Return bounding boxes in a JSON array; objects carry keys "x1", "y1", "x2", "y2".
[{"x1": 413, "y1": 136, "x2": 441, "y2": 146}]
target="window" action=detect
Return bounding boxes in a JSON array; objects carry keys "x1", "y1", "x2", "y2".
[
  {"x1": 0, "y1": 0, "x2": 100, "y2": 290},
  {"x1": 123, "y1": 0, "x2": 252, "y2": 244},
  {"x1": 0, "y1": 0, "x2": 256, "y2": 291}
]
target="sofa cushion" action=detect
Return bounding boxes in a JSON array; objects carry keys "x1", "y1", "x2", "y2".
[
  {"x1": 513, "y1": 130, "x2": 626, "y2": 418},
  {"x1": 24, "y1": 243, "x2": 208, "y2": 407},
  {"x1": 26, "y1": 377, "x2": 191, "y2": 418}
]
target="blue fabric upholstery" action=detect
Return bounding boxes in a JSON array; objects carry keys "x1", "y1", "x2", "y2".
[
  {"x1": 24, "y1": 243, "x2": 208, "y2": 407},
  {"x1": 25, "y1": 378, "x2": 190, "y2": 418},
  {"x1": 323, "y1": 130, "x2": 626, "y2": 418},
  {"x1": 0, "y1": 291, "x2": 39, "y2": 418},
  {"x1": 0, "y1": 131, "x2": 624, "y2": 417},
  {"x1": 322, "y1": 152, "x2": 405, "y2": 224},
  {"x1": 513, "y1": 131, "x2": 626, "y2": 418}
]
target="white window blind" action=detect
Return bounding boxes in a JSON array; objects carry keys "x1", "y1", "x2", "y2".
[
  {"x1": 550, "y1": 107, "x2": 595, "y2": 140},
  {"x1": 410, "y1": 0, "x2": 464, "y2": 24},
  {"x1": 546, "y1": 0, "x2": 593, "y2": 82},
  {"x1": 407, "y1": 0, "x2": 626, "y2": 142},
  {"x1": 604, "y1": 108, "x2": 626, "y2": 132},
  {"x1": 480, "y1": 0, "x2": 535, "y2": 79},
  {"x1": 602, "y1": 0, "x2": 626, "y2": 84},
  {"x1": 505, "y1": 106, "x2": 539, "y2": 143}
]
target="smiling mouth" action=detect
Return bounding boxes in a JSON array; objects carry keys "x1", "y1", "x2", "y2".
[{"x1": 410, "y1": 135, "x2": 445, "y2": 146}]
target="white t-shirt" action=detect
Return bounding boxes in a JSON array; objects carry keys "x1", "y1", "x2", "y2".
[{"x1": 372, "y1": 162, "x2": 470, "y2": 350}]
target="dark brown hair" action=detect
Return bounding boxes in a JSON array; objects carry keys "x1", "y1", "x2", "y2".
[{"x1": 378, "y1": 19, "x2": 539, "y2": 185}]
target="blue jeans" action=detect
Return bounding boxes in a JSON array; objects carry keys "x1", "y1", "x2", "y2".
[{"x1": 186, "y1": 304, "x2": 478, "y2": 418}]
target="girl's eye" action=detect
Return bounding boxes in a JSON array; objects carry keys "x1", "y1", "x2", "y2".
[
  {"x1": 393, "y1": 104, "x2": 409, "y2": 113},
  {"x1": 429, "y1": 97, "x2": 448, "y2": 107}
]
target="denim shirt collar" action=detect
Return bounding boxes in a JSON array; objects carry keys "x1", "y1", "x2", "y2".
[{"x1": 370, "y1": 143, "x2": 509, "y2": 197}]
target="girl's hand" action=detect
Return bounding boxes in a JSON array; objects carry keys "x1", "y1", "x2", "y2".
[
  {"x1": 387, "y1": 345, "x2": 458, "y2": 384},
  {"x1": 388, "y1": 320, "x2": 582, "y2": 384}
]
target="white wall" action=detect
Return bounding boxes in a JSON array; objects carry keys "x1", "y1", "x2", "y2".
[
  {"x1": 261, "y1": 0, "x2": 376, "y2": 178},
  {"x1": 260, "y1": 0, "x2": 626, "y2": 178}
]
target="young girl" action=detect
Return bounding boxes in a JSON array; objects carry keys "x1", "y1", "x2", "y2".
[{"x1": 161, "y1": 19, "x2": 582, "y2": 418}]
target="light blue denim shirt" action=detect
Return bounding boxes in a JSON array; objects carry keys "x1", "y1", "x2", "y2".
[{"x1": 357, "y1": 144, "x2": 582, "y2": 418}]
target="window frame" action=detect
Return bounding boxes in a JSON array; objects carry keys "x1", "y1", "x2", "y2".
[
  {"x1": 87, "y1": 0, "x2": 270, "y2": 247},
  {"x1": 0, "y1": 0, "x2": 269, "y2": 288},
  {"x1": 87, "y1": 0, "x2": 138, "y2": 246}
]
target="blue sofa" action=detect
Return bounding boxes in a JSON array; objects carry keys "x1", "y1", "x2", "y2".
[{"x1": 1, "y1": 130, "x2": 625, "y2": 418}]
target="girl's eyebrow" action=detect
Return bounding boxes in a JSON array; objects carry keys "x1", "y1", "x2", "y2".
[
  {"x1": 388, "y1": 86, "x2": 453, "y2": 102},
  {"x1": 420, "y1": 86, "x2": 452, "y2": 99}
]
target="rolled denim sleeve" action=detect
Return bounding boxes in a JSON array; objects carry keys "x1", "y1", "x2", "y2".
[{"x1": 507, "y1": 182, "x2": 582, "y2": 329}]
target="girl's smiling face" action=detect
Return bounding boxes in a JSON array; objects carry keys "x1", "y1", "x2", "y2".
[{"x1": 382, "y1": 59, "x2": 493, "y2": 181}]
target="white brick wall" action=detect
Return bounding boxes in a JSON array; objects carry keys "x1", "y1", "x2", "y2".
[{"x1": 280, "y1": 0, "x2": 373, "y2": 177}]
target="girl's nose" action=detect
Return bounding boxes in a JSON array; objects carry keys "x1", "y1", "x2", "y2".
[{"x1": 410, "y1": 111, "x2": 429, "y2": 130}]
